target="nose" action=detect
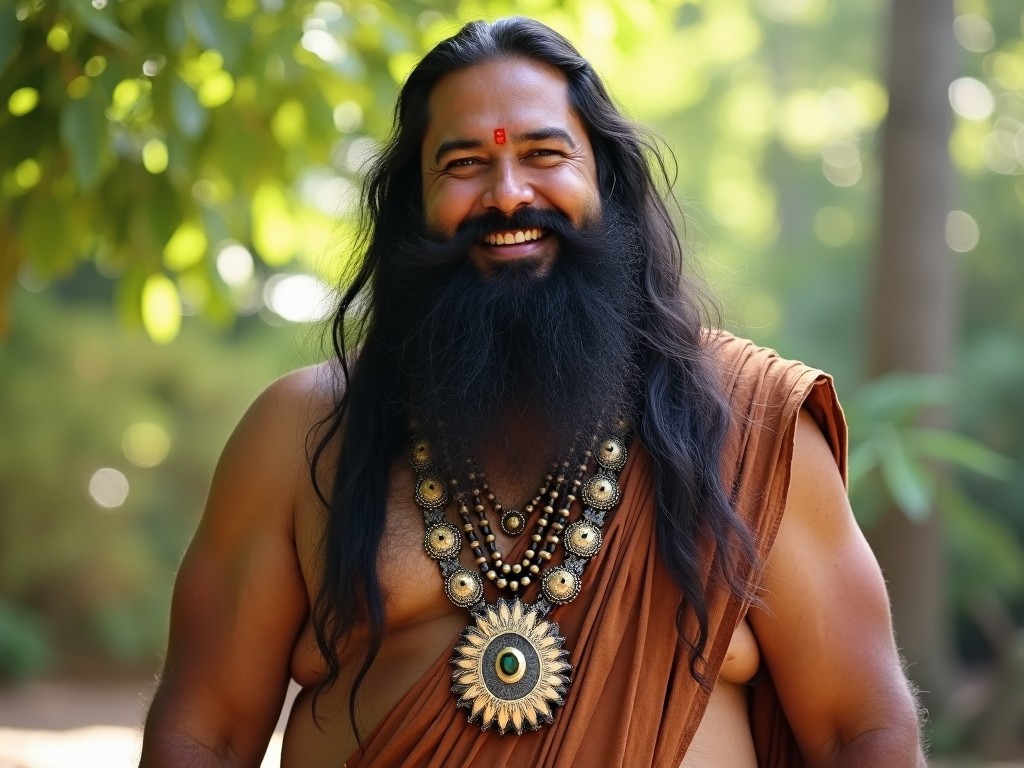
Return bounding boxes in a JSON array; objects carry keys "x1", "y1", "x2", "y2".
[{"x1": 481, "y1": 159, "x2": 534, "y2": 215}]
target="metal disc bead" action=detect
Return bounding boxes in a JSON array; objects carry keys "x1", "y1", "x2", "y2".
[
  {"x1": 424, "y1": 522, "x2": 461, "y2": 560},
  {"x1": 541, "y1": 567, "x2": 581, "y2": 604},
  {"x1": 563, "y1": 520, "x2": 603, "y2": 558},
  {"x1": 500, "y1": 508, "x2": 526, "y2": 535},
  {"x1": 415, "y1": 474, "x2": 448, "y2": 509},
  {"x1": 596, "y1": 437, "x2": 627, "y2": 471},
  {"x1": 409, "y1": 439, "x2": 433, "y2": 471},
  {"x1": 445, "y1": 568, "x2": 483, "y2": 608},
  {"x1": 581, "y1": 474, "x2": 620, "y2": 511}
]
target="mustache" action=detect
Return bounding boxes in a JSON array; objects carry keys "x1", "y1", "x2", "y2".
[{"x1": 391, "y1": 207, "x2": 592, "y2": 271}]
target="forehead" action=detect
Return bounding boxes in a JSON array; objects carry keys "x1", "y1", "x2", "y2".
[{"x1": 422, "y1": 58, "x2": 588, "y2": 152}]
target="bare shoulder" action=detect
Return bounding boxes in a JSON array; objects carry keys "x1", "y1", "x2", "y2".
[
  {"x1": 748, "y1": 409, "x2": 923, "y2": 766},
  {"x1": 141, "y1": 361, "x2": 341, "y2": 766}
]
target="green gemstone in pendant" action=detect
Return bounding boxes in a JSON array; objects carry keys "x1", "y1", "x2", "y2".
[
  {"x1": 499, "y1": 651, "x2": 519, "y2": 676},
  {"x1": 493, "y1": 645, "x2": 527, "y2": 684}
]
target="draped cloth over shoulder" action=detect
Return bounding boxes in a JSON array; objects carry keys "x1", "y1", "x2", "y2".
[{"x1": 344, "y1": 332, "x2": 847, "y2": 768}]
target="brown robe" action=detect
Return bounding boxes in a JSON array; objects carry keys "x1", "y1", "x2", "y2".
[{"x1": 345, "y1": 332, "x2": 846, "y2": 767}]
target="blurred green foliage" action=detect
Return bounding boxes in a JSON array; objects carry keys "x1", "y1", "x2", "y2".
[
  {"x1": 1, "y1": 0, "x2": 1023, "y2": 755},
  {"x1": 0, "y1": 285, "x2": 319, "y2": 677}
]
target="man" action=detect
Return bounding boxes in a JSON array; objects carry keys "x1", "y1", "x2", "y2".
[{"x1": 141, "y1": 17, "x2": 926, "y2": 767}]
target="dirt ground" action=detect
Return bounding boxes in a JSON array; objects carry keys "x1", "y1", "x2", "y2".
[{"x1": 0, "y1": 679, "x2": 296, "y2": 768}]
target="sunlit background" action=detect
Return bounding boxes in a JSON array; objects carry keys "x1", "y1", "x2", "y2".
[{"x1": 1, "y1": 0, "x2": 1023, "y2": 765}]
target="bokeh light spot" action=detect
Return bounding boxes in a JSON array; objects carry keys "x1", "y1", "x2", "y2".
[
  {"x1": 46, "y1": 24, "x2": 71, "y2": 52},
  {"x1": 949, "y1": 77, "x2": 994, "y2": 121},
  {"x1": 122, "y1": 423, "x2": 172, "y2": 468},
  {"x1": 953, "y1": 14, "x2": 994, "y2": 52},
  {"x1": 271, "y1": 100, "x2": 306, "y2": 148},
  {"x1": 85, "y1": 55, "x2": 108, "y2": 77},
  {"x1": 264, "y1": 274, "x2": 335, "y2": 323},
  {"x1": 198, "y1": 71, "x2": 235, "y2": 108},
  {"x1": 88, "y1": 468, "x2": 130, "y2": 510},
  {"x1": 141, "y1": 274, "x2": 182, "y2": 344},
  {"x1": 216, "y1": 243, "x2": 255, "y2": 286},
  {"x1": 14, "y1": 159, "x2": 42, "y2": 190},
  {"x1": 946, "y1": 210, "x2": 980, "y2": 253},
  {"x1": 8, "y1": 87, "x2": 40, "y2": 116},
  {"x1": 333, "y1": 101, "x2": 363, "y2": 133},
  {"x1": 814, "y1": 206, "x2": 855, "y2": 247},
  {"x1": 163, "y1": 222, "x2": 207, "y2": 271},
  {"x1": 67, "y1": 76, "x2": 92, "y2": 99},
  {"x1": 142, "y1": 139, "x2": 169, "y2": 174}
]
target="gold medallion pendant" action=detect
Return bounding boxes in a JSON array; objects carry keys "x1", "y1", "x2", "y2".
[
  {"x1": 408, "y1": 420, "x2": 631, "y2": 736},
  {"x1": 451, "y1": 598, "x2": 571, "y2": 735}
]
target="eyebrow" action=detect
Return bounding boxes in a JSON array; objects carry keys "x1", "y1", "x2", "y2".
[{"x1": 433, "y1": 127, "x2": 578, "y2": 164}]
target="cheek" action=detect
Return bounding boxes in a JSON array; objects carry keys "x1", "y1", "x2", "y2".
[{"x1": 424, "y1": 184, "x2": 476, "y2": 236}]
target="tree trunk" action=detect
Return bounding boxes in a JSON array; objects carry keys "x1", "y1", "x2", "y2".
[{"x1": 865, "y1": 0, "x2": 957, "y2": 715}]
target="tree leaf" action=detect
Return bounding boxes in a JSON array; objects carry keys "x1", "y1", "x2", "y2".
[
  {"x1": 847, "y1": 440, "x2": 878, "y2": 491},
  {"x1": 182, "y1": 0, "x2": 249, "y2": 71},
  {"x1": 0, "y1": 3, "x2": 20, "y2": 80},
  {"x1": 59, "y1": 93, "x2": 111, "y2": 190},
  {"x1": 905, "y1": 428, "x2": 1013, "y2": 480},
  {"x1": 65, "y1": 0, "x2": 138, "y2": 53},
  {"x1": 171, "y1": 75, "x2": 208, "y2": 138},
  {"x1": 877, "y1": 427, "x2": 933, "y2": 521},
  {"x1": 853, "y1": 373, "x2": 954, "y2": 425}
]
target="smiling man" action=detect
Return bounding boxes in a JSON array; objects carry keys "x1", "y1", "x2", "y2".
[{"x1": 141, "y1": 17, "x2": 926, "y2": 768}]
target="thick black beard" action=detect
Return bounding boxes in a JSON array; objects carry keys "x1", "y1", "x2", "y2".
[{"x1": 383, "y1": 204, "x2": 644, "y2": 469}]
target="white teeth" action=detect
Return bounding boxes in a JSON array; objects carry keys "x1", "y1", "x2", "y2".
[{"x1": 484, "y1": 228, "x2": 542, "y2": 246}]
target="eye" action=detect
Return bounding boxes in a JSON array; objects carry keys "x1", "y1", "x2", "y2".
[
  {"x1": 445, "y1": 157, "x2": 481, "y2": 169},
  {"x1": 525, "y1": 148, "x2": 567, "y2": 163}
]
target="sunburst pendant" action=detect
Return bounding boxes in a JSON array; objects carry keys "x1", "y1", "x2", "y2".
[{"x1": 451, "y1": 597, "x2": 572, "y2": 735}]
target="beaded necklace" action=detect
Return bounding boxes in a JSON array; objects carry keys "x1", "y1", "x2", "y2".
[{"x1": 409, "y1": 419, "x2": 630, "y2": 735}]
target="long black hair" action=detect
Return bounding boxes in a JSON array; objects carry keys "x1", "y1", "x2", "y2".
[{"x1": 309, "y1": 16, "x2": 756, "y2": 735}]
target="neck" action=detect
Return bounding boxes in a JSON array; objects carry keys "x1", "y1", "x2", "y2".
[{"x1": 474, "y1": 405, "x2": 564, "y2": 505}]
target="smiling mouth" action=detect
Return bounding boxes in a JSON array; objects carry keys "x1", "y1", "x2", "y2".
[{"x1": 481, "y1": 228, "x2": 545, "y2": 246}]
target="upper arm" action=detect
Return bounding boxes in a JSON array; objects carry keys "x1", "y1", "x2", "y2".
[
  {"x1": 748, "y1": 410, "x2": 920, "y2": 766},
  {"x1": 143, "y1": 368, "x2": 324, "y2": 765}
]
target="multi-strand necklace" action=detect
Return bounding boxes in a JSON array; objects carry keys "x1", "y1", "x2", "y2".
[{"x1": 409, "y1": 418, "x2": 631, "y2": 735}]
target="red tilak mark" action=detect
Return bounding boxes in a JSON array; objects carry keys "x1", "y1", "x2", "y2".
[{"x1": 494, "y1": 128, "x2": 507, "y2": 145}]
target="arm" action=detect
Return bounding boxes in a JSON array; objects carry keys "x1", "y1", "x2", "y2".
[
  {"x1": 140, "y1": 369, "x2": 321, "y2": 767},
  {"x1": 748, "y1": 410, "x2": 926, "y2": 768}
]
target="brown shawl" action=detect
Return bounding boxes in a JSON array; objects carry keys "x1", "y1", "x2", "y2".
[{"x1": 345, "y1": 332, "x2": 846, "y2": 767}]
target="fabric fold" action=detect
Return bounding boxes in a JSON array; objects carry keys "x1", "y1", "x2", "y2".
[{"x1": 343, "y1": 332, "x2": 846, "y2": 767}]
